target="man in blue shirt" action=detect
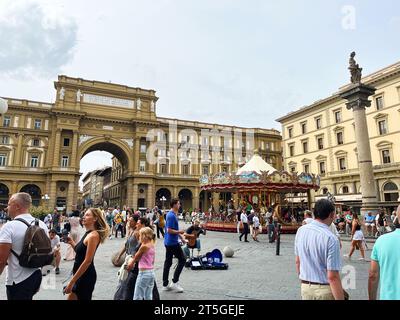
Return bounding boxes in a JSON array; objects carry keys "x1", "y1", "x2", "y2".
[
  {"x1": 162, "y1": 198, "x2": 186, "y2": 293},
  {"x1": 369, "y1": 205, "x2": 400, "y2": 300}
]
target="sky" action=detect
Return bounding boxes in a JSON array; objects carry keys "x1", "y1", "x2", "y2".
[{"x1": 1, "y1": 0, "x2": 399, "y2": 187}]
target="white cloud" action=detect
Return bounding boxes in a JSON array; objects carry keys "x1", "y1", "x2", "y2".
[{"x1": 0, "y1": 0, "x2": 77, "y2": 78}]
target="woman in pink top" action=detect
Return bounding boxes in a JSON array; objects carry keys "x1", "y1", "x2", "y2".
[
  {"x1": 127, "y1": 227, "x2": 156, "y2": 300},
  {"x1": 64, "y1": 211, "x2": 82, "y2": 261}
]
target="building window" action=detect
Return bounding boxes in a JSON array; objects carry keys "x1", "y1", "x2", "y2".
[
  {"x1": 376, "y1": 96, "x2": 384, "y2": 110},
  {"x1": 290, "y1": 166, "x2": 296, "y2": 173},
  {"x1": 289, "y1": 145, "x2": 295, "y2": 157},
  {"x1": 140, "y1": 144, "x2": 147, "y2": 153},
  {"x1": 30, "y1": 155, "x2": 39, "y2": 168},
  {"x1": 34, "y1": 119, "x2": 42, "y2": 130},
  {"x1": 202, "y1": 165, "x2": 209, "y2": 175},
  {"x1": 322, "y1": 188, "x2": 328, "y2": 195},
  {"x1": 221, "y1": 165, "x2": 228, "y2": 173},
  {"x1": 303, "y1": 164, "x2": 310, "y2": 173},
  {"x1": 338, "y1": 157, "x2": 346, "y2": 171},
  {"x1": 383, "y1": 182, "x2": 399, "y2": 202},
  {"x1": 317, "y1": 137, "x2": 324, "y2": 150},
  {"x1": 61, "y1": 156, "x2": 69, "y2": 167},
  {"x1": 319, "y1": 161, "x2": 326, "y2": 175},
  {"x1": 1, "y1": 136, "x2": 10, "y2": 145},
  {"x1": 288, "y1": 127, "x2": 293, "y2": 138},
  {"x1": 301, "y1": 122, "x2": 307, "y2": 134},
  {"x1": 3, "y1": 116, "x2": 11, "y2": 127},
  {"x1": 0, "y1": 154, "x2": 7, "y2": 166},
  {"x1": 160, "y1": 163, "x2": 167, "y2": 174},
  {"x1": 139, "y1": 161, "x2": 146, "y2": 172},
  {"x1": 32, "y1": 139, "x2": 40, "y2": 147},
  {"x1": 182, "y1": 164, "x2": 189, "y2": 175},
  {"x1": 342, "y1": 186, "x2": 349, "y2": 194},
  {"x1": 315, "y1": 118, "x2": 322, "y2": 129},
  {"x1": 302, "y1": 141, "x2": 308, "y2": 154},
  {"x1": 334, "y1": 111, "x2": 341, "y2": 124},
  {"x1": 63, "y1": 138, "x2": 70, "y2": 147},
  {"x1": 378, "y1": 120, "x2": 387, "y2": 135},
  {"x1": 336, "y1": 132, "x2": 344, "y2": 145},
  {"x1": 382, "y1": 149, "x2": 391, "y2": 164}
]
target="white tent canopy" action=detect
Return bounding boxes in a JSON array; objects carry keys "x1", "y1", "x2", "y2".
[{"x1": 236, "y1": 154, "x2": 277, "y2": 175}]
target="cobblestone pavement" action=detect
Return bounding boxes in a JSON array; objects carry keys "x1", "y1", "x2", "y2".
[{"x1": 0, "y1": 222, "x2": 372, "y2": 300}]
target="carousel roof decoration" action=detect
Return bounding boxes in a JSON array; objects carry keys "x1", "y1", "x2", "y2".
[{"x1": 200, "y1": 153, "x2": 320, "y2": 193}]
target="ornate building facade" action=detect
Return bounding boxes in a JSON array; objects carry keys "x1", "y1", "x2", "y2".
[
  {"x1": 277, "y1": 61, "x2": 400, "y2": 212},
  {"x1": 0, "y1": 75, "x2": 282, "y2": 211}
]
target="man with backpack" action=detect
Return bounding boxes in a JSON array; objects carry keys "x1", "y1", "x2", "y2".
[{"x1": 0, "y1": 192, "x2": 52, "y2": 300}]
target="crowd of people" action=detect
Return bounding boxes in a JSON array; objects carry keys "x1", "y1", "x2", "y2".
[{"x1": 0, "y1": 192, "x2": 399, "y2": 301}]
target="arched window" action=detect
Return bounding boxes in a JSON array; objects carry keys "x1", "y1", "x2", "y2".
[{"x1": 383, "y1": 182, "x2": 399, "y2": 202}]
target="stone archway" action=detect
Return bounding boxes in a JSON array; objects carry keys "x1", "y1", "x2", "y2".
[
  {"x1": 20, "y1": 184, "x2": 42, "y2": 207},
  {"x1": 178, "y1": 188, "x2": 193, "y2": 212},
  {"x1": 155, "y1": 188, "x2": 172, "y2": 210},
  {"x1": 73, "y1": 137, "x2": 134, "y2": 210},
  {"x1": 0, "y1": 183, "x2": 10, "y2": 207}
]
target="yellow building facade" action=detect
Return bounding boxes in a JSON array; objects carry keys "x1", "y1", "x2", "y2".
[
  {"x1": 277, "y1": 61, "x2": 400, "y2": 211},
  {"x1": 0, "y1": 75, "x2": 282, "y2": 212}
]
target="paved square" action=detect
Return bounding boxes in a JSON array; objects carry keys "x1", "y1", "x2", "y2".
[{"x1": 0, "y1": 222, "x2": 371, "y2": 300}]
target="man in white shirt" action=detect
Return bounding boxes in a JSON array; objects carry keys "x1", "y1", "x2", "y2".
[
  {"x1": 0, "y1": 192, "x2": 49, "y2": 300},
  {"x1": 239, "y1": 209, "x2": 249, "y2": 242}
]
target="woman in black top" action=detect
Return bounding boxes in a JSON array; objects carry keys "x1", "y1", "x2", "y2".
[{"x1": 64, "y1": 208, "x2": 110, "y2": 300}]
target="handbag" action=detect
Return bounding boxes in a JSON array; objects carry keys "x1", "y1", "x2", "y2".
[{"x1": 117, "y1": 255, "x2": 132, "y2": 282}]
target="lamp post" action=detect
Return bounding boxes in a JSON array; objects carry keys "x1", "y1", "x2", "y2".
[
  {"x1": 0, "y1": 98, "x2": 8, "y2": 115},
  {"x1": 42, "y1": 194, "x2": 50, "y2": 209},
  {"x1": 160, "y1": 196, "x2": 167, "y2": 210}
]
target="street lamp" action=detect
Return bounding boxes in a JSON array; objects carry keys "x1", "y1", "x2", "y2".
[
  {"x1": 42, "y1": 194, "x2": 50, "y2": 208},
  {"x1": 160, "y1": 196, "x2": 167, "y2": 209},
  {"x1": 0, "y1": 98, "x2": 8, "y2": 115}
]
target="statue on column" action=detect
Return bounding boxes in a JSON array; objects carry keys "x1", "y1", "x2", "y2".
[
  {"x1": 348, "y1": 52, "x2": 362, "y2": 84},
  {"x1": 76, "y1": 89, "x2": 82, "y2": 102},
  {"x1": 59, "y1": 87, "x2": 65, "y2": 100},
  {"x1": 150, "y1": 100, "x2": 155, "y2": 112}
]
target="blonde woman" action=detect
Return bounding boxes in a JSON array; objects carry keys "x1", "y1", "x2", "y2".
[
  {"x1": 64, "y1": 208, "x2": 109, "y2": 300},
  {"x1": 127, "y1": 226, "x2": 156, "y2": 300}
]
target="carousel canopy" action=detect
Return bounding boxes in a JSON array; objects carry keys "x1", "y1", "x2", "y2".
[
  {"x1": 199, "y1": 153, "x2": 320, "y2": 193},
  {"x1": 236, "y1": 154, "x2": 277, "y2": 175}
]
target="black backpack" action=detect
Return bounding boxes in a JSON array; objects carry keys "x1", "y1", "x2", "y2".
[{"x1": 11, "y1": 218, "x2": 54, "y2": 268}]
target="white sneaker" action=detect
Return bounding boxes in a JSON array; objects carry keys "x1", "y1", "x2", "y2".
[
  {"x1": 343, "y1": 254, "x2": 351, "y2": 259},
  {"x1": 358, "y1": 257, "x2": 366, "y2": 261},
  {"x1": 170, "y1": 282, "x2": 184, "y2": 293},
  {"x1": 162, "y1": 283, "x2": 173, "y2": 291}
]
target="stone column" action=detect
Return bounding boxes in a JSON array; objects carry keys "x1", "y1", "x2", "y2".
[
  {"x1": 73, "y1": 175, "x2": 79, "y2": 209},
  {"x1": 11, "y1": 181, "x2": 18, "y2": 194},
  {"x1": 48, "y1": 181, "x2": 57, "y2": 209},
  {"x1": 53, "y1": 129, "x2": 62, "y2": 168},
  {"x1": 173, "y1": 186, "x2": 178, "y2": 199},
  {"x1": 66, "y1": 181, "x2": 75, "y2": 212},
  {"x1": 126, "y1": 178, "x2": 134, "y2": 208},
  {"x1": 134, "y1": 137, "x2": 141, "y2": 174},
  {"x1": 193, "y1": 187, "x2": 200, "y2": 210},
  {"x1": 71, "y1": 131, "x2": 79, "y2": 169},
  {"x1": 14, "y1": 134, "x2": 24, "y2": 167},
  {"x1": 307, "y1": 189, "x2": 316, "y2": 209},
  {"x1": 340, "y1": 83, "x2": 378, "y2": 215},
  {"x1": 147, "y1": 183, "x2": 154, "y2": 208},
  {"x1": 132, "y1": 184, "x2": 139, "y2": 210}
]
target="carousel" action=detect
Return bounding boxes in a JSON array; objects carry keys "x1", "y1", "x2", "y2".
[{"x1": 199, "y1": 153, "x2": 320, "y2": 234}]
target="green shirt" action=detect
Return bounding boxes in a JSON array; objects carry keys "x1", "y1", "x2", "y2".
[{"x1": 371, "y1": 229, "x2": 400, "y2": 300}]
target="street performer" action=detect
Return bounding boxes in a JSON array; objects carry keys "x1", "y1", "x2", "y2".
[{"x1": 183, "y1": 219, "x2": 206, "y2": 257}]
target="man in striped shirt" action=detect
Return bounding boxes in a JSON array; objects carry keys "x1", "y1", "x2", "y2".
[{"x1": 295, "y1": 199, "x2": 344, "y2": 300}]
